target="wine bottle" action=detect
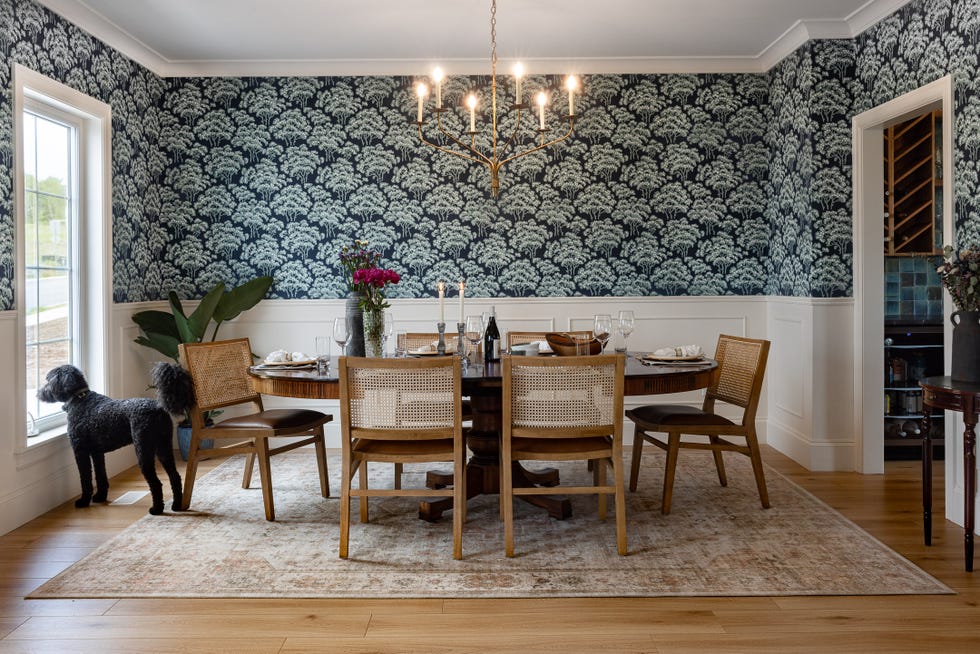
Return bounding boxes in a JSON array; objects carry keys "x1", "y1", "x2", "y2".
[{"x1": 483, "y1": 305, "x2": 501, "y2": 363}]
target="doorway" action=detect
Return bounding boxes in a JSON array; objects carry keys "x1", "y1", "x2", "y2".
[{"x1": 851, "y1": 75, "x2": 955, "y2": 490}]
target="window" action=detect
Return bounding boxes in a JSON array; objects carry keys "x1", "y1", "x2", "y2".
[
  {"x1": 23, "y1": 102, "x2": 81, "y2": 434},
  {"x1": 14, "y1": 65, "x2": 111, "y2": 450}
]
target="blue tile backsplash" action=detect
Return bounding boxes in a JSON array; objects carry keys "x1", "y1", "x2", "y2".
[{"x1": 884, "y1": 257, "x2": 942, "y2": 322}]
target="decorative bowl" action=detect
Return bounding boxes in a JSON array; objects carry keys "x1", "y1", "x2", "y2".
[{"x1": 545, "y1": 332, "x2": 601, "y2": 356}]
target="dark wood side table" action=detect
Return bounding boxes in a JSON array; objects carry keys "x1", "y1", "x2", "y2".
[{"x1": 920, "y1": 375, "x2": 979, "y2": 572}]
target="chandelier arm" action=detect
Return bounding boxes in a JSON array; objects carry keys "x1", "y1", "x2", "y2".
[
  {"x1": 418, "y1": 124, "x2": 491, "y2": 167},
  {"x1": 494, "y1": 107, "x2": 525, "y2": 161},
  {"x1": 432, "y1": 123, "x2": 495, "y2": 166},
  {"x1": 497, "y1": 121, "x2": 576, "y2": 167}
]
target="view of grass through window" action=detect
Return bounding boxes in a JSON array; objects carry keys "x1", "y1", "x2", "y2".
[{"x1": 23, "y1": 108, "x2": 75, "y2": 432}]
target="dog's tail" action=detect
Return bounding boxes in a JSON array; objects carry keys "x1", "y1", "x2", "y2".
[{"x1": 151, "y1": 362, "x2": 195, "y2": 419}]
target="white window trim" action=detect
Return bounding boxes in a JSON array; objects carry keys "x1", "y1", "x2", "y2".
[{"x1": 13, "y1": 64, "x2": 112, "y2": 455}]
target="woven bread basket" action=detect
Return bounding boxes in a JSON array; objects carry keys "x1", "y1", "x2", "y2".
[{"x1": 545, "y1": 332, "x2": 602, "y2": 356}]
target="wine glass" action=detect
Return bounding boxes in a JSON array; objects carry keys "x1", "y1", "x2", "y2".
[
  {"x1": 593, "y1": 314, "x2": 613, "y2": 352},
  {"x1": 333, "y1": 317, "x2": 350, "y2": 355},
  {"x1": 617, "y1": 310, "x2": 635, "y2": 352},
  {"x1": 464, "y1": 315, "x2": 484, "y2": 364},
  {"x1": 382, "y1": 312, "x2": 395, "y2": 357}
]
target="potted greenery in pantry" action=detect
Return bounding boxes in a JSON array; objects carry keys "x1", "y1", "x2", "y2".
[{"x1": 131, "y1": 276, "x2": 274, "y2": 459}]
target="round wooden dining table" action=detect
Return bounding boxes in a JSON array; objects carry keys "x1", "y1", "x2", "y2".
[{"x1": 249, "y1": 354, "x2": 718, "y2": 521}]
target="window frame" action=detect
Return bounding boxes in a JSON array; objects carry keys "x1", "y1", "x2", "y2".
[
  {"x1": 22, "y1": 99, "x2": 83, "y2": 435},
  {"x1": 13, "y1": 64, "x2": 112, "y2": 455}
]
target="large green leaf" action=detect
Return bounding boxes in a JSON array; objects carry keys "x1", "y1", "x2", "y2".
[
  {"x1": 213, "y1": 276, "x2": 273, "y2": 323},
  {"x1": 131, "y1": 310, "x2": 179, "y2": 340},
  {"x1": 134, "y1": 333, "x2": 181, "y2": 362},
  {"x1": 187, "y1": 283, "x2": 226, "y2": 340}
]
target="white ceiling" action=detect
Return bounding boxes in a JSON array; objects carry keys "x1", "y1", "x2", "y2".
[{"x1": 36, "y1": 0, "x2": 912, "y2": 76}]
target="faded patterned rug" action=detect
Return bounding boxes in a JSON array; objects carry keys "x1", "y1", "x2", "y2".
[{"x1": 29, "y1": 453, "x2": 950, "y2": 598}]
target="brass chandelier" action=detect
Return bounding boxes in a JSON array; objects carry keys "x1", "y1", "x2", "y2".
[{"x1": 413, "y1": 0, "x2": 580, "y2": 198}]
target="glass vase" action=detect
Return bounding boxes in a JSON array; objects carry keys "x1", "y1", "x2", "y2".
[{"x1": 363, "y1": 308, "x2": 385, "y2": 357}]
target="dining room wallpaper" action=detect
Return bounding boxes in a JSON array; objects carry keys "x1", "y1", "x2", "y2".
[
  {"x1": 148, "y1": 71, "x2": 774, "y2": 301},
  {"x1": 0, "y1": 0, "x2": 164, "y2": 311},
  {"x1": 2, "y1": 0, "x2": 980, "y2": 310}
]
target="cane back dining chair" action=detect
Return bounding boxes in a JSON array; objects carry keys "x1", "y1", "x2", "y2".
[
  {"x1": 338, "y1": 355, "x2": 466, "y2": 560},
  {"x1": 179, "y1": 338, "x2": 331, "y2": 521},
  {"x1": 501, "y1": 353, "x2": 627, "y2": 557},
  {"x1": 626, "y1": 334, "x2": 771, "y2": 514}
]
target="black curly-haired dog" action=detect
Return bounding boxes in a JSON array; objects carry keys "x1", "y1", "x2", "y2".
[{"x1": 37, "y1": 363, "x2": 194, "y2": 515}]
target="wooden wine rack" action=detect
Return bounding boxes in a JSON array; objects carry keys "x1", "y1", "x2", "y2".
[{"x1": 884, "y1": 109, "x2": 942, "y2": 255}]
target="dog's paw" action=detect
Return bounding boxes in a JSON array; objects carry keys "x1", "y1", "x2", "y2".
[
  {"x1": 92, "y1": 490, "x2": 108, "y2": 503},
  {"x1": 74, "y1": 497, "x2": 91, "y2": 508},
  {"x1": 171, "y1": 500, "x2": 186, "y2": 512},
  {"x1": 148, "y1": 504, "x2": 165, "y2": 515}
]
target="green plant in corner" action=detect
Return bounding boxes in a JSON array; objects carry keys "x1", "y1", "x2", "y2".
[{"x1": 131, "y1": 276, "x2": 274, "y2": 362}]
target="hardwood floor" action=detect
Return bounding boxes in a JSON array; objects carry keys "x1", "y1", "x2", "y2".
[{"x1": 1, "y1": 447, "x2": 978, "y2": 653}]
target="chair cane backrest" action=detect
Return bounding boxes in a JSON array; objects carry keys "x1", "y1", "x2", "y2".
[
  {"x1": 504, "y1": 354, "x2": 624, "y2": 438},
  {"x1": 179, "y1": 338, "x2": 260, "y2": 412},
  {"x1": 704, "y1": 334, "x2": 770, "y2": 420},
  {"x1": 339, "y1": 356, "x2": 462, "y2": 439}
]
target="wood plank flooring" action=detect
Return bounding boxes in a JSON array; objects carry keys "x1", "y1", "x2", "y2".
[{"x1": 1, "y1": 448, "x2": 978, "y2": 653}]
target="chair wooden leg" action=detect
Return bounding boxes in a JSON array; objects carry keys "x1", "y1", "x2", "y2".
[
  {"x1": 359, "y1": 460, "x2": 369, "y2": 523},
  {"x1": 242, "y1": 452, "x2": 256, "y2": 489},
  {"x1": 180, "y1": 434, "x2": 200, "y2": 510},
  {"x1": 453, "y1": 448, "x2": 465, "y2": 560},
  {"x1": 629, "y1": 431, "x2": 645, "y2": 492},
  {"x1": 662, "y1": 432, "x2": 681, "y2": 515},
  {"x1": 613, "y1": 438, "x2": 627, "y2": 555},
  {"x1": 709, "y1": 436, "x2": 728, "y2": 487},
  {"x1": 502, "y1": 437, "x2": 515, "y2": 557},
  {"x1": 597, "y1": 457, "x2": 607, "y2": 520},
  {"x1": 746, "y1": 431, "x2": 771, "y2": 509},
  {"x1": 256, "y1": 438, "x2": 275, "y2": 521},
  {"x1": 339, "y1": 448, "x2": 352, "y2": 559},
  {"x1": 393, "y1": 462, "x2": 402, "y2": 490},
  {"x1": 314, "y1": 428, "x2": 329, "y2": 498}
]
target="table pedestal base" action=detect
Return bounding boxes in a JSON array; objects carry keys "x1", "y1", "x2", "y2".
[{"x1": 418, "y1": 431, "x2": 571, "y2": 522}]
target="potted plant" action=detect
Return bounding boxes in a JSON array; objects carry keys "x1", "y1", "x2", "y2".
[{"x1": 132, "y1": 276, "x2": 274, "y2": 458}]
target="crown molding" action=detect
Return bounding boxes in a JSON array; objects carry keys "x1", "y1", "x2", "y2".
[{"x1": 35, "y1": 0, "x2": 914, "y2": 78}]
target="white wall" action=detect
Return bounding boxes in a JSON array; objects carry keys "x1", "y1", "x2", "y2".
[{"x1": 1, "y1": 295, "x2": 854, "y2": 535}]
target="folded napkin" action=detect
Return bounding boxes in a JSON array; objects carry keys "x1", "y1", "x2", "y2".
[
  {"x1": 264, "y1": 349, "x2": 311, "y2": 363},
  {"x1": 652, "y1": 344, "x2": 703, "y2": 358}
]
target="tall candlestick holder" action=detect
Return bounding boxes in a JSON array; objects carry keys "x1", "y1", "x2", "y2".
[
  {"x1": 437, "y1": 322, "x2": 446, "y2": 355},
  {"x1": 457, "y1": 322, "x2": 467, "y2": 369}
]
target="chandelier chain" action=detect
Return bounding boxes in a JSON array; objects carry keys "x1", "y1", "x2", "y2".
[{"x1": 491, "y1": 0, "x2": 497, "y2": 77}]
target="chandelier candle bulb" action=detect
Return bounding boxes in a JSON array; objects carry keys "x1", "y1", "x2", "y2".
[
  {"x1": 537, "y1": 92, "x2": 547, "y2": 129},
  {"x1": 438, "y1": 281, "x2": 445, "y2": 323},
  {"x1": 513, "y1": 62, "x2": 523, "y2": 102},
  {"x1": 416, "y1": 83, "x2": 427, "y2": 122},
  {"x1": 566, "y1": 75, "x2": 577, "y2": 115},
  {"x1": 433, "y1": 67, "x2": 443, "y2": 108},
  {"x1": 459, "y1": 281, "x2": 465, "y2": 323},
  {"x1": 467, "y1": 94, "x2": 477, "y2": 132}
]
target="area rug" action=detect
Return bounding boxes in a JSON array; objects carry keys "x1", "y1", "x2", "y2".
[{"x1": 29, "y1": 453, "x2": 950, "y2": 599}]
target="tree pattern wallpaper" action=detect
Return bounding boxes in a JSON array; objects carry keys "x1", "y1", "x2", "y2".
[{"x1": 0, "y1": 0, "x2": 979, "y2": 310}]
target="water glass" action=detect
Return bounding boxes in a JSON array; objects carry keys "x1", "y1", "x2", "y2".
[
  {"x1": 616, "y1": 310, "x2": 635, "y2": 352},
  {"x1": 571, "y1": 330, "x2": 593, "y2": 356},
  {"x1": 314, "y1": 336, "x2": 330, "y2": 376},
  {"x1": 394, "y1": 330, "x2": 408, "y2": 357},
  {"x1": 382, "y1": 312, "x2": 395, "y2": 357}
]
